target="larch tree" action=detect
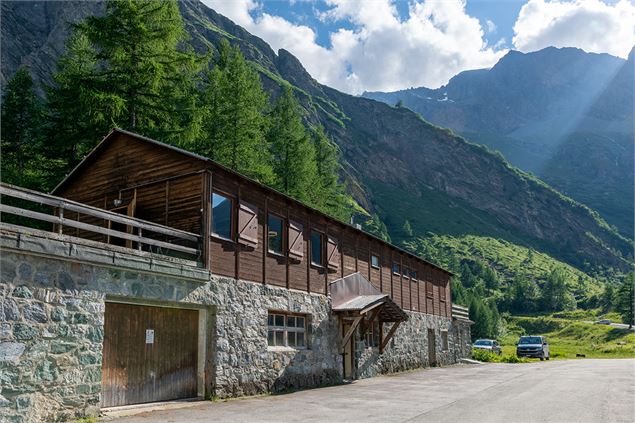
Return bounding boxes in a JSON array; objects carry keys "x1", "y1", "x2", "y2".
[
  {"x1": 268, "y1": 86, "x2": 317, "y2": 203},
  {"x1": 73, "y1": 0, "x2": 205, "y2": 143},
  {"x1": 0, "y1": 68, "x2": 45, "y2": 188},
  {"x1": 310, "y1": 125, "x2": 351, "y2": 221},
  {"x1": 45, "y1": 33, "x2": 109, "y2": 176},
  {"x1": 196, "y1": 40, "x2": 274, "y2": 183}
]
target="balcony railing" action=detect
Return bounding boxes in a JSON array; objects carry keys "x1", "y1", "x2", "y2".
[
  {"x1": 0, "y1": 183, "x2": 201, "y2": 263},
  {"x1": 452, "y1": 304, "x2": 470, "y2": 321}
]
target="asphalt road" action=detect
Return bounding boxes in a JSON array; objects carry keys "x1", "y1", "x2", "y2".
[{"x1": 109, "y1": 359, "x2": 635, "y2": 423}]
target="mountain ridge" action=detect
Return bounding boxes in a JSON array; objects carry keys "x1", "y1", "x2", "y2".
[
  {"x1": 1, "y1": 0, "x2": 632, "y2": 272},
  {"x1": 363, "y1": 47, "x2": 634, "y2": 238}
]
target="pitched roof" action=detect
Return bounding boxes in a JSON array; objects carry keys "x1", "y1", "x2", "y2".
[{"x1": 53, "y1": 128, "x2": 452, "y2": 276}]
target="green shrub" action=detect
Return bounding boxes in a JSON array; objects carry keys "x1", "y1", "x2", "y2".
[{"x1": 472, "y1": 348, "x2": 497, "y2": 362}]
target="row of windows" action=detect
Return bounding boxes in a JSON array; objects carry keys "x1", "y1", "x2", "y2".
[
  {"x1": 213, "y1": 192, "x2": 439, "y2": 286},
  {"x1": 212, "y1": 192, "x2": 330, "y2": 266}
]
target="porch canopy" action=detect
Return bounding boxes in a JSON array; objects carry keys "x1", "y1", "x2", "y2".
[{"x1": 331, "y1": 273, "x2": 408, "y2": 353}]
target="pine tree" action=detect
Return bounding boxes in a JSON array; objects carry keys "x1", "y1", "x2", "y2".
[
  {"x1": 74, "y1": 0, "x2": 204, "y2": 142},
  {"x1": 196, "y1": 40, "x2": 273, "y2": 182},
  {"x1": 268, "y1": 86, "x2": 317, "y2": 202},
  {"x1": 1, "y1": 68, "x2": 45, "y2": 188}
]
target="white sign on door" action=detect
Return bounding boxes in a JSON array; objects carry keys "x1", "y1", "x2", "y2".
[{"x1": 145, "y1": 329, "x2": 155, "y2": 344}]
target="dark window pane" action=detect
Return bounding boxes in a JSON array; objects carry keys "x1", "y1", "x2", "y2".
[
  {"x1": 267, "y1": 314, "x2": 274, "y2": 326},
  {"x1": 392, "y1": 262, "x2": 400, "y2": 275},
  {"x1": 296, "y1": 317, "x2": 304, "y2": 328},
  {"x1": 275, "y1": 331, "x2": 284, "y2": 346},
  {"x1": 297, "y1": 333, "x2": 305, "y2": 347},
  {"x1": 275, "y1": 315, "x2": 284, "y2": 327},
  {"x1": 287, "y1": 316, "x2": 296, "y2": 328},
  {"x1": 371, "y1": 255, "x2": 380, "y2": 268},
  {"x1": 311, "y1": 231, "x2": 323, "y2": 265},
  {"x1": 212, "y1": 193, "x2": 232, "y2": 239},
  {"x1": 412, "y1": 271, "x2": 418, "y2": 280},
  {"x1": 288, "y1": 332, "x2": 296, "y2": 347},
  {"x1": 267, "y1": 331, "x2": 274, "y2": 346},
  {"x1": 268, "y1": 214, "x2": 283, "y2": 254}
]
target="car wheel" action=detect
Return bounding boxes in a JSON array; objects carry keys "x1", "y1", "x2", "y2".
[
  {"x1": 540, "y1": 356, "x2": 544, "y2": 361},
  {"x1": 546, "y1": 355, "x2": 550, "y2": 360}
]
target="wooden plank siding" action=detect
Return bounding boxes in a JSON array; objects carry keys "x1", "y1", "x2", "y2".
[{"x1": 54, "y1": 129, "x2": 452, "y2": 316}]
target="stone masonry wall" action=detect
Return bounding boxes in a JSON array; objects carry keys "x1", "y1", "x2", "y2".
[
  {"x1": 1, "y1": 232, "x2": 470, "y2": 423},
  {"x1": 0, "y1": 248, "x2": 342, "y2": 422}
]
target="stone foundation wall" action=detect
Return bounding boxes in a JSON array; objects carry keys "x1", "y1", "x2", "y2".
[{"x1": 1, "y1": 232, "x2": 471, "y2": 423}]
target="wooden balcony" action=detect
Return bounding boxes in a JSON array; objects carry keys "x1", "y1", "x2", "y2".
[{"x1": 0, "y1": 183, "x2": 202, "y2": 266}]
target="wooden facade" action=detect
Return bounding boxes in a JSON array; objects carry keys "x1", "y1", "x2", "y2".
[{"x1": 54, "y1": 129, "x2": 452, "y2": 317}]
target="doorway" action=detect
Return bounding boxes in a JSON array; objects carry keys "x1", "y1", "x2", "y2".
[
  {"x1": 342, "y1": 322, "x2": 355, "y2": 379},
  {"x1": 101, "y1": 302, "x2": 200, "y2": 407}
]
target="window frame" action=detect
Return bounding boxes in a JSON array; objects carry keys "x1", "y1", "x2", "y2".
[
  {"x1": 392, "y1": 262, "x2": 401, "y2": 275},
  {"x1": 211, "y1": 191, "x2": 234, "y2": 241},
  {"x1": 267, "y1": 212, "x2": 286, "y2": 257},
  {"x1": 371, "y1": 254, "x2": 380, "y2": 269},
  {"x1": 411, "y1": 270, "x2": 418, "y2": 281},
  {"x1": 310, "y1": 229, "x2": 324, "y2": 267},
  {"x1": 267, "y1": 311, "x2": 308, "y2": 350},
  {"x1": 441, "y1": 330, "x2": 449, "y2": 351},
  {"x1": 364, "y1": 318, "x2": 380, "y2": 348}
]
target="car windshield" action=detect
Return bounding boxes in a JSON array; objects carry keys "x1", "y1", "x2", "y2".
[
  {"x1": 519, "y1": 337, "x2": 542, "y2": 344},
  {"x1": 474, "y1": 340, "x2": 493, "y2": 346}
]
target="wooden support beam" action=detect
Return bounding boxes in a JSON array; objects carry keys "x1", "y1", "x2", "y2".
[
  {"x1": 379, "y1": 320, "x2": 402, "y2": 354},
  {"x1": 341, "y1": 315, "x2": 363, "y2": 353}
]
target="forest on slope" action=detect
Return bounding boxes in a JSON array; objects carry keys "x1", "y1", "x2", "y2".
[{"x1": 1, "y1": 0, "x2": 633, "y2": 338}]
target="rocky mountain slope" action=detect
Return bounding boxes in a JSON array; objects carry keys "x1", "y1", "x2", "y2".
[
  {"x1": 364, "y1": 47, "x2": 634, "y2": 238},
  {"x1": 1, "y1": 0, "x2": 632, "y2": 271}
]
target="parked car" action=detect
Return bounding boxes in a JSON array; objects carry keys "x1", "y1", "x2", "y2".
[
  {"x1": 473, "y1": 339, "x2": 502, "y2": 355},
  {"x1": 516, "y1": 336, "x2": 550, "y2": 360},
  {"x1": 594, "y1": 319, "x2": 612, "y2": 325}
]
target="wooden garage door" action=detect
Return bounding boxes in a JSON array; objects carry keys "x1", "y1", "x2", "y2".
[{"x1": 101, "y1": 302, "x2": 199, "y2": 407}]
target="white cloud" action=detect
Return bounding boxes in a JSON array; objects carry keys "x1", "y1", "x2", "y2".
[
  {"x1": 486, "y1": 19, "x2": 497, "y2": 33},
  {"x1": 201, "y1": 0, "x2": 506, "y2": 94},
  {"x1": 513, "y1": 0, "x2": 635, "y2": 58}
]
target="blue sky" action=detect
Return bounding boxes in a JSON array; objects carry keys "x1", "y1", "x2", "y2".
[{"x1": 203, "y1": 0, "x2": 635, "y2": 94}]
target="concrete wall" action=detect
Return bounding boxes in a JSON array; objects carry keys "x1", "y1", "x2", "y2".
[{"x1": 0, "y1": 228, "x2": 470, "y2": 422}]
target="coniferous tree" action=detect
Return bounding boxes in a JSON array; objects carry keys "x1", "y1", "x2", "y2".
[
  {"x1": 268, "y1": 86, "x2": 317, "y2": 202},
  {"x1": 615, "y1": 274, "x2": 634, "y2": 328},
  {"x1": 402, "y1": 220, "x2": 413, "y2": 237},
  {"x1": 310, "y1": 125, "x2": 351, "y2": 220},
  {"x1": 1, "y1": 68, "x2": 45, "y2": 188},
  {"x1": 196, "y1": 40, "x2": 273, "y2": 182},
  {"x1": 45, "y1": 33, "x2": 107, "y2": 175},
  {"x1": 73, "y1": 0, "x2": 204, "y2": 142}
]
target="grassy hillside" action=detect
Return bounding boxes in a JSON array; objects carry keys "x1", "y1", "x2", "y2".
[{"x1": 403, "y1": 234, "x2": 605, "y2": 302}]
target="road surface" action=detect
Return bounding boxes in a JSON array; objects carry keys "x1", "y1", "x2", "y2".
[{"x1": 108, "y1": 359, "x2": 635, "y2": 423}]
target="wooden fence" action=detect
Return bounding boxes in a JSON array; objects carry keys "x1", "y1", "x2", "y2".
[{"x1": 0, "y1": 183, "x2": 201, "y2": 262}]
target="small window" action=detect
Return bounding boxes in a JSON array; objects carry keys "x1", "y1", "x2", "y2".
[
  {"x1": 212, "y1": 192, "x2": 232, "y2": 240},
  {"x1": 371, "y1": 254, "x2": 380, "y2": 269},
  {"x1": 392, "y1": 262, "x2": 400, "y2": 275},
  {"x1": 267, "y1": 311, "x2": 307, "y2": 349},
  {"x1": 441, "y1": 330, "x2": 449, "y2": 351},
  {"x1": 411, "y1": 270, "x2": 418, "y2": 280},
  {"x1": 403, "y1": 267, "x2": 410, "y2": 279},
  {"x1": 427, "y1": 281, "x2": 434, "y2": 298},
  {"x1": 268, "y1": 214, "x2": 284, "y2": 255},
  {"x1": 310, "y1": 230, "x2": 323, "y2": 266}
]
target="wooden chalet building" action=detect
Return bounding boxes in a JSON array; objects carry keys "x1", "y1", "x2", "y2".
[{"x1": 0, "y1": 128, "x2": 472, "y2": 419}]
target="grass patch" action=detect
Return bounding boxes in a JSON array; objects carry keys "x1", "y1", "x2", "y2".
[
  {"x1": 500, "y1": 316, "x2": 634, "y2": 359},
  {"x1": 472, "y1": 348, "x2": 529, "y2": 363}
]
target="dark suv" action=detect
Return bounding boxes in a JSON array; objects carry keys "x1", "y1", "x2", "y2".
[{"x1": 516, "y1": 336, "x2": 550, "y2": 360}]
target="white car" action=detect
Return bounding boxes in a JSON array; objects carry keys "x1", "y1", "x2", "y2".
[{"x1": 473, "y1": 339, "x2": 502, "y2": 355}]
